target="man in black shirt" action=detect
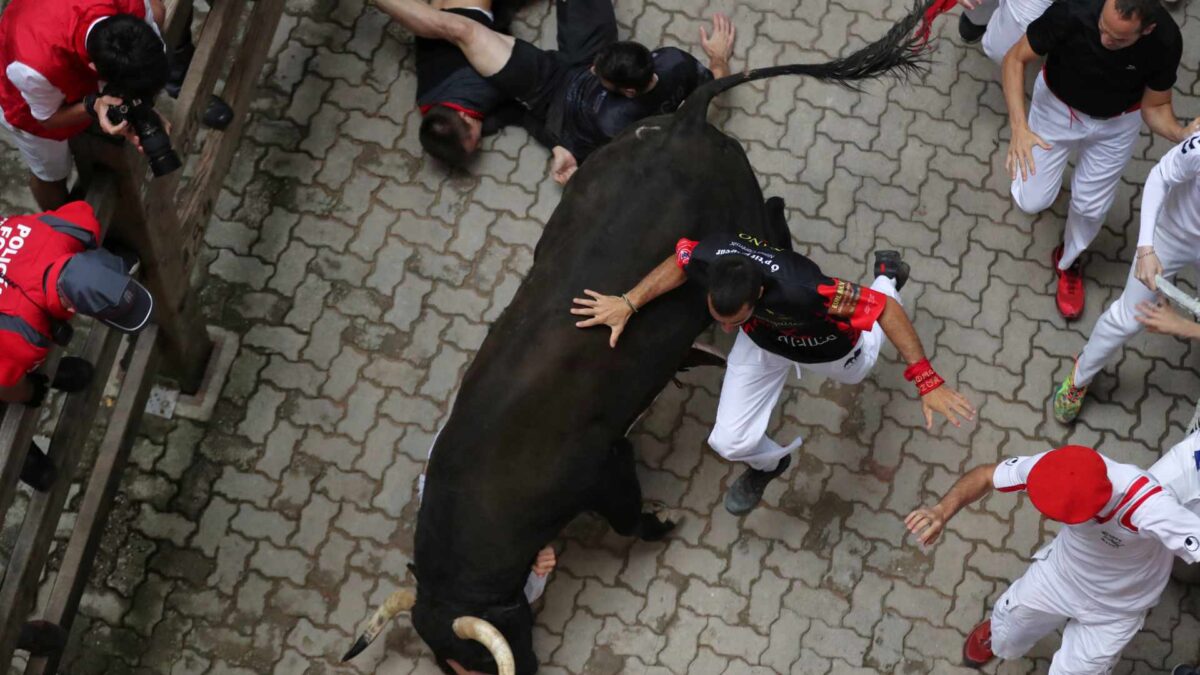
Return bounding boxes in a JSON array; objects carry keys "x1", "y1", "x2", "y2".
[
  {"x1": 377, "y1": 0, "x2": 734, "y2": 179},
  {"x1": 414, "y1": 1, "x2": 526, "y2": 167},
  {"x1": 572, "y1": 235, "x2": 974, "y2": 515},
  {"x1": 547, "y1": 15, "x2": 734, "y2": 183},
  {"x1": 1001, "y1": 0, "x2": 1199, "y2": 320}
]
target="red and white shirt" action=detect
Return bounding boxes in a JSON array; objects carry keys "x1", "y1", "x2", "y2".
[
  {"x1": 0, "y1": 202, "x2": 101, "y2": 386},
  {"x1": 0, "y1": 0, "x2": 159, "y2": 140},
  {"x1": 995, "y1": 452, "x2": 1200, "y2": 612},
  {"x1": 1150, "y1": 430, "x2": 1200, "y2": 518}
]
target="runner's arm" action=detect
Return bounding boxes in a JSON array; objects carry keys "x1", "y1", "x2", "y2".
[
  {"x1": 571, "y1": 255, "x2": 687, "y2": 348},
  {"x1": 699, "y1": 14, "x2": 735, "y2": 79},
  {"x1": 878, "y1": 299, "x2": 975, "y2": 428},
  {"x1": 1135, "y1": 136, "x2": 1200, "y2": 288},
  {"x1": 1141, "y1": 88, "x2": 1200, "y2": 144},
  {"x1": 1130, "y1": 493, "x2": 1200, "y2": 564},
  {"x1": 905, "y1": 464, "x2": 997, "y2": 546},
  {"x1": 876, "y1": 298, "x2": 924, "y2": 366},
  {"x1": 373, "y1": 0, "x2": 514, "y2": 76},
  {"x1": 1001, "y1": 37, "x2": 1050, "y2": 181}
]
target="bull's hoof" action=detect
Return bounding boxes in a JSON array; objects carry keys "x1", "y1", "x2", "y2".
[{"x1": 639, "y1": 503, "x2": 680, "y2": 541}]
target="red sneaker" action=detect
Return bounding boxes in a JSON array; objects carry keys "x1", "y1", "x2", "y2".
[
  {"x1": 1052, "y1": 245, "x2": 1084, "y2": 320},
  {"x1": 962, "y1": 619, "x2": 995, "y2": 668}
]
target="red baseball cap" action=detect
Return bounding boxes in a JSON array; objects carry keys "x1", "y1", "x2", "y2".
[{"x1": 1026, "y1": 445, "x2": 1113, "y2": 524}]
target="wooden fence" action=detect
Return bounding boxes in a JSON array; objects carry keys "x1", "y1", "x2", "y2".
[{"x1": 0, "y1": 0, "x2": 284, "y2": 670}]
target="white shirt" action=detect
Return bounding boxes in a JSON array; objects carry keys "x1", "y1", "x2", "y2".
[
  {"x1": 995, "y1": 452, "x2": 1200, "y2": 612},
  {"x1": 4, "y1": 9, "x2": 162, "y2": 123},
  {"x1": 1150, "y1": 430, "x2": 1200, "y2": 517},
  {"x1": 1138, "y1": 134, "x2": 1200, "y2": 248}
]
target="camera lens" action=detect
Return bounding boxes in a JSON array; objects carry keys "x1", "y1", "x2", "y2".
[{"x1": 132, "y1": 113, "x2": 182, "y2": 177}]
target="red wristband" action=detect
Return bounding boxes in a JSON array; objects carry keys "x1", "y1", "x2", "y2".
[{"x1": 903, "y1": 358, "x2": 944, "y2": 396}]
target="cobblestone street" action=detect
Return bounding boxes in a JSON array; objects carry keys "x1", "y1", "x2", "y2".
[{"x1": 2, "y1": 0, "x2": 1200, "y2": 673}]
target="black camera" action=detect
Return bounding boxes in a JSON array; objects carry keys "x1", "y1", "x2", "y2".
[{"x1": 103, "y1": 89, "x2": 182, "y2": 177}]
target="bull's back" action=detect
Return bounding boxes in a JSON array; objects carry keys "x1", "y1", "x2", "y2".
[{"x1": 448, "y1": 119, "x2": 767, "y2": 461}]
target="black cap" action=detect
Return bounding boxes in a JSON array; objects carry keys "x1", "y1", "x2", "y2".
[{"x1": 58, "y1": 249, "x2": 153, "y2": 333}]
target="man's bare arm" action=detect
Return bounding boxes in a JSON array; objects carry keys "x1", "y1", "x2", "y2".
[
  {"x1": 572, "y1": 255, "x2": 687, "y2": 348},
  {"x1": 699, "y1": 14, "x2": 736, "y2": 79},
  {"x1": 1141, "y1": 88, "x2": 1200, "y2": 144},
  {"x1": 877, "y1": 298, "x2": 975, "y2": 429},
  {"x1": 1002, "y1": 36, "x2": 1051, "y2": 181},
  {"x1": 373, "y1": 0, "x2": 514, "y2": 76},
  {"x1": 39, "y1": 103, "x2": 91, "y2": 131},
  {"x1": 905, "y1": 464, "x2": 996, "y2": 546},
  {"x1": 626, "y1": 255, "x2": 688, "y2": 309},
  {"x1": 876, "y1": 298, "x2": 924, "y2": 367}
]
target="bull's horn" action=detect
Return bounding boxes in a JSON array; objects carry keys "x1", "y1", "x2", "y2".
[
  {"x1": 452, "y1": 616, "x2": 515, "y2": 675},
  {"x1": 341, "y1": 588, "x2": 416, "y2": 662}
]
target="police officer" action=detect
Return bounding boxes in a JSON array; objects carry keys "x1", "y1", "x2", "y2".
[{"x1": 0, "y1": 200, "x2": 153, "y2": 491}]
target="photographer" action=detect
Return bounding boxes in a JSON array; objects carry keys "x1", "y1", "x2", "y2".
[
  {"x1": 0, "y1": 0, "x2": 231, "y2": 209},
  {"x1": 0, "y1": 201, "x2": 153, "y2": 491}
]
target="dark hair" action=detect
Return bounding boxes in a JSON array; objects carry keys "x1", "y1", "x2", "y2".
[
  {"x1": 419, "y1": 106, "x2": 472, "y2": 168},
  {"x1": 593, "y1": 42, "x2": 654, "y2": 91},
  {"x1": 86, "y1": 15, "x2": 169, "y2": 98},
  {"x1": 708, "y1": 256, "x2": 763, "y2": 317},
  {"x1": 1113, "y1": 0, "x2": 1159, "y2": 27}
]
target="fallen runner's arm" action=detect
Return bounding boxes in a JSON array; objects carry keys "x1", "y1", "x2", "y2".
[
  {"x1": 571, "y1": 255, "x2": 687, "y2": 348},
  {"x1": 373, "y1": 0, "x2": 515, "y2": 76},
  {"x1": 905, "y1": 463, "x2": 997, "y2": 546},
  {"x1": 877, "y1": 298, "x2": 975, "y2": 430},
  {"x1": 699, "y1": 13, "x2": 736, "y2": 79}
]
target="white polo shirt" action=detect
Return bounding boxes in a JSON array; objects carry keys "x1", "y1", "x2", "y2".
[{"x1": 995, "y1": 452, "x2": 1200, "y2": 613}]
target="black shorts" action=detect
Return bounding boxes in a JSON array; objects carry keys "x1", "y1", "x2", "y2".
[
  {"x1": 487, "y1": 0, "x2": 617, "y2": 119},
  {"x1": 486, "y1": 39, "x2": 570, "y2": 120}
]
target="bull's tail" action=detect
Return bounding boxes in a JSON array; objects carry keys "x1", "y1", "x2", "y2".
[{"x1": 675, "y1": 0, "x2": 935, "y2": 130}]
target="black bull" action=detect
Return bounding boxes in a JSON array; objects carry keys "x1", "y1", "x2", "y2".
[{"x1": 346, "y1": 4, "x2": 933, "y2": 672}]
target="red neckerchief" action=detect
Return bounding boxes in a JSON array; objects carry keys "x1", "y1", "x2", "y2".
[{"x1": 419, "y1": 102, "x2": 484, "y2": 119}]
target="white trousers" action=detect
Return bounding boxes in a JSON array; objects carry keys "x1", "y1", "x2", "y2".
[
  {"x1": 991, "y1": 557, "x2": 1146, "y2": 674},
  {"x1": 1012, "y1": 73, "x2": 1143, "y2": 270},
  {"x1": 708, "y1": 275, "x2": 898, "y2": 471},
  {"x1": 0, "y1": 115, "x2": 72, "y2": 182},
  {"x1": 1075, "y1": 222, "x2": 1199, "y2": 386},
  {"x1": 964, "y1": 0, "x2": 1053, "y2": 64}
]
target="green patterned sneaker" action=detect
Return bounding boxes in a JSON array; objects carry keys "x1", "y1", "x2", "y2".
[{"x1": 1053, "y1": 365, "x2": 1088, "y2": 424}]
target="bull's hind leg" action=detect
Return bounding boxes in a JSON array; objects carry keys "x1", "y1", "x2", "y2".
[{"x1": 595, "y1": 438, "x2": 676, "y2": 542}]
